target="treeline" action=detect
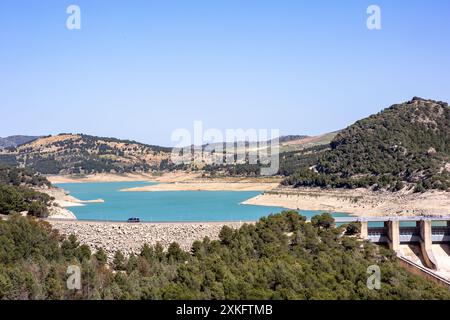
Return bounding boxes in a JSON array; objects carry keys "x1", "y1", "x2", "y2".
[
  {"x1": 1, "y1": 212, "x2": 450, "y2": 300},
  {"x1": 0, "y1": 165, "x2": 50, "y2": 187},
  {"x1": 0, "y1": 165, "x2": 52, "y2": 218},
  {"x1": 0, "y1": 155, "x2": 18, "y2": 166}
]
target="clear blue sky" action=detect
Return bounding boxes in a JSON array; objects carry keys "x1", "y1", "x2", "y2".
[{"x1": 1, "y1": 0, "x2": 449, "y2": 146}]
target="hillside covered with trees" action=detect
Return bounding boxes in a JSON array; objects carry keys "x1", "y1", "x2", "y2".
[
  {"x1": 1, "y1": 211, "x2": 449, "y2": 300},
  {"x1": 283, "y1": 98, "x2": 450, "y2": 192}
]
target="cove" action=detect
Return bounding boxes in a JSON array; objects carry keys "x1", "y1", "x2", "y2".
[{"x1": 55, "y1": 181, "x2": 350, "y2": 222}]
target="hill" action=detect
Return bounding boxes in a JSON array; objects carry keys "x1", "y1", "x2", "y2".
[
  {"x1": 196, "y1": 134, "x2": 336, "y2": 177},
  {"x1": 0, "y1": 134, "x2": 172, "y2": 175},
  {"x1": 283, "y1": 98, "x2": 450, "y2": 191},
  {"x1": 0, "y1": 135, "x2": 40, "y2": 149}
]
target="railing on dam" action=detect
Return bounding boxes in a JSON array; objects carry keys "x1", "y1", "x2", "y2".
[
  {"x1": 334, "y1": 216, "x2": 450, "y2": 223},
  {"x1": 336, "y1": 216, "x2": 450, "y2": 245}
]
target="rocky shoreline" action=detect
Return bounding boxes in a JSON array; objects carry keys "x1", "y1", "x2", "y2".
[
  {"x1": 120, "y1": 181, "x2": 279, "y2": 192},
  {"x1": 243, "y1": 187, "x2": 450, "y2": 217},
  {"x1": 47, "y1": 220, "x2": 247, "y2": 260}
]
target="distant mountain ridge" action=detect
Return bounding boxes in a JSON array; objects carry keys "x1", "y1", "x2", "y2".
[{"x1": 0, "y1": 135, "x2": 40, "y2": 148}]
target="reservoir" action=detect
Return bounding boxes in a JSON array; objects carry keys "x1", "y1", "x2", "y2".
[{"x1": 55, "y1": 181, "x2": 349, "y2": 222}]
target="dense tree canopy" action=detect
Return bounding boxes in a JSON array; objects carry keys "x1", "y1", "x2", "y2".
[
  {"x1": 283, "y1": 98, "x2": 450, "y2": 192},
  {"x1": 1, "y1": 212, "x2": 449, "y2": 300}
]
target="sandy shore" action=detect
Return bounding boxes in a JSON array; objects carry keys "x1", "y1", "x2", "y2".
[{"x1": 243, "y1": 187, "x2": 450, "y2": 217}]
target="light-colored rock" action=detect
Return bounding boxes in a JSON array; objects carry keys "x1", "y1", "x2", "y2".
[{"x1": 48, "y1": 220, "x2": 248, "y2": 260}]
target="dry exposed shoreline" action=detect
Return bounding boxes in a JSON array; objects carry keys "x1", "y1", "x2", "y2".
[
  {"x1": 38, "y1": 187, "x2": 104, "y2": 220},
  {"x1": 42, "y1": 172, "x2": 281, "y2": 219},
  {"x1": 243, "y1": 187, "x2": 450, "y2": 217},
  {"x1": 42, "y1": 187, "x2": 104, "y2": 207}
]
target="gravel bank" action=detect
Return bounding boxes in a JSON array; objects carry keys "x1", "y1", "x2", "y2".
[{"x1": 48, "y1": 220, "x2": 248, "y2": 259}]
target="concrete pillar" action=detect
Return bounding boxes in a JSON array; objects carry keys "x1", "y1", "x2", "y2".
[
  {"x1": 387, "y1": 220, "x2": 400, "y2": 253},
  {"x1": 419, "y1": 220, "x2": 432, "y2": 249},
  {"x1": 419, "y1": 220, "x2": 437, "y2": 270},
  {"x1": 360, "y1": 221, "x2": 368, "y2": 240}
]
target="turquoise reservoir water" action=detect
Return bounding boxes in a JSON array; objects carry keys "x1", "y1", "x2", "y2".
[{"x1": 55, "y1": 181, "x2": 349, "y2": 222}]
